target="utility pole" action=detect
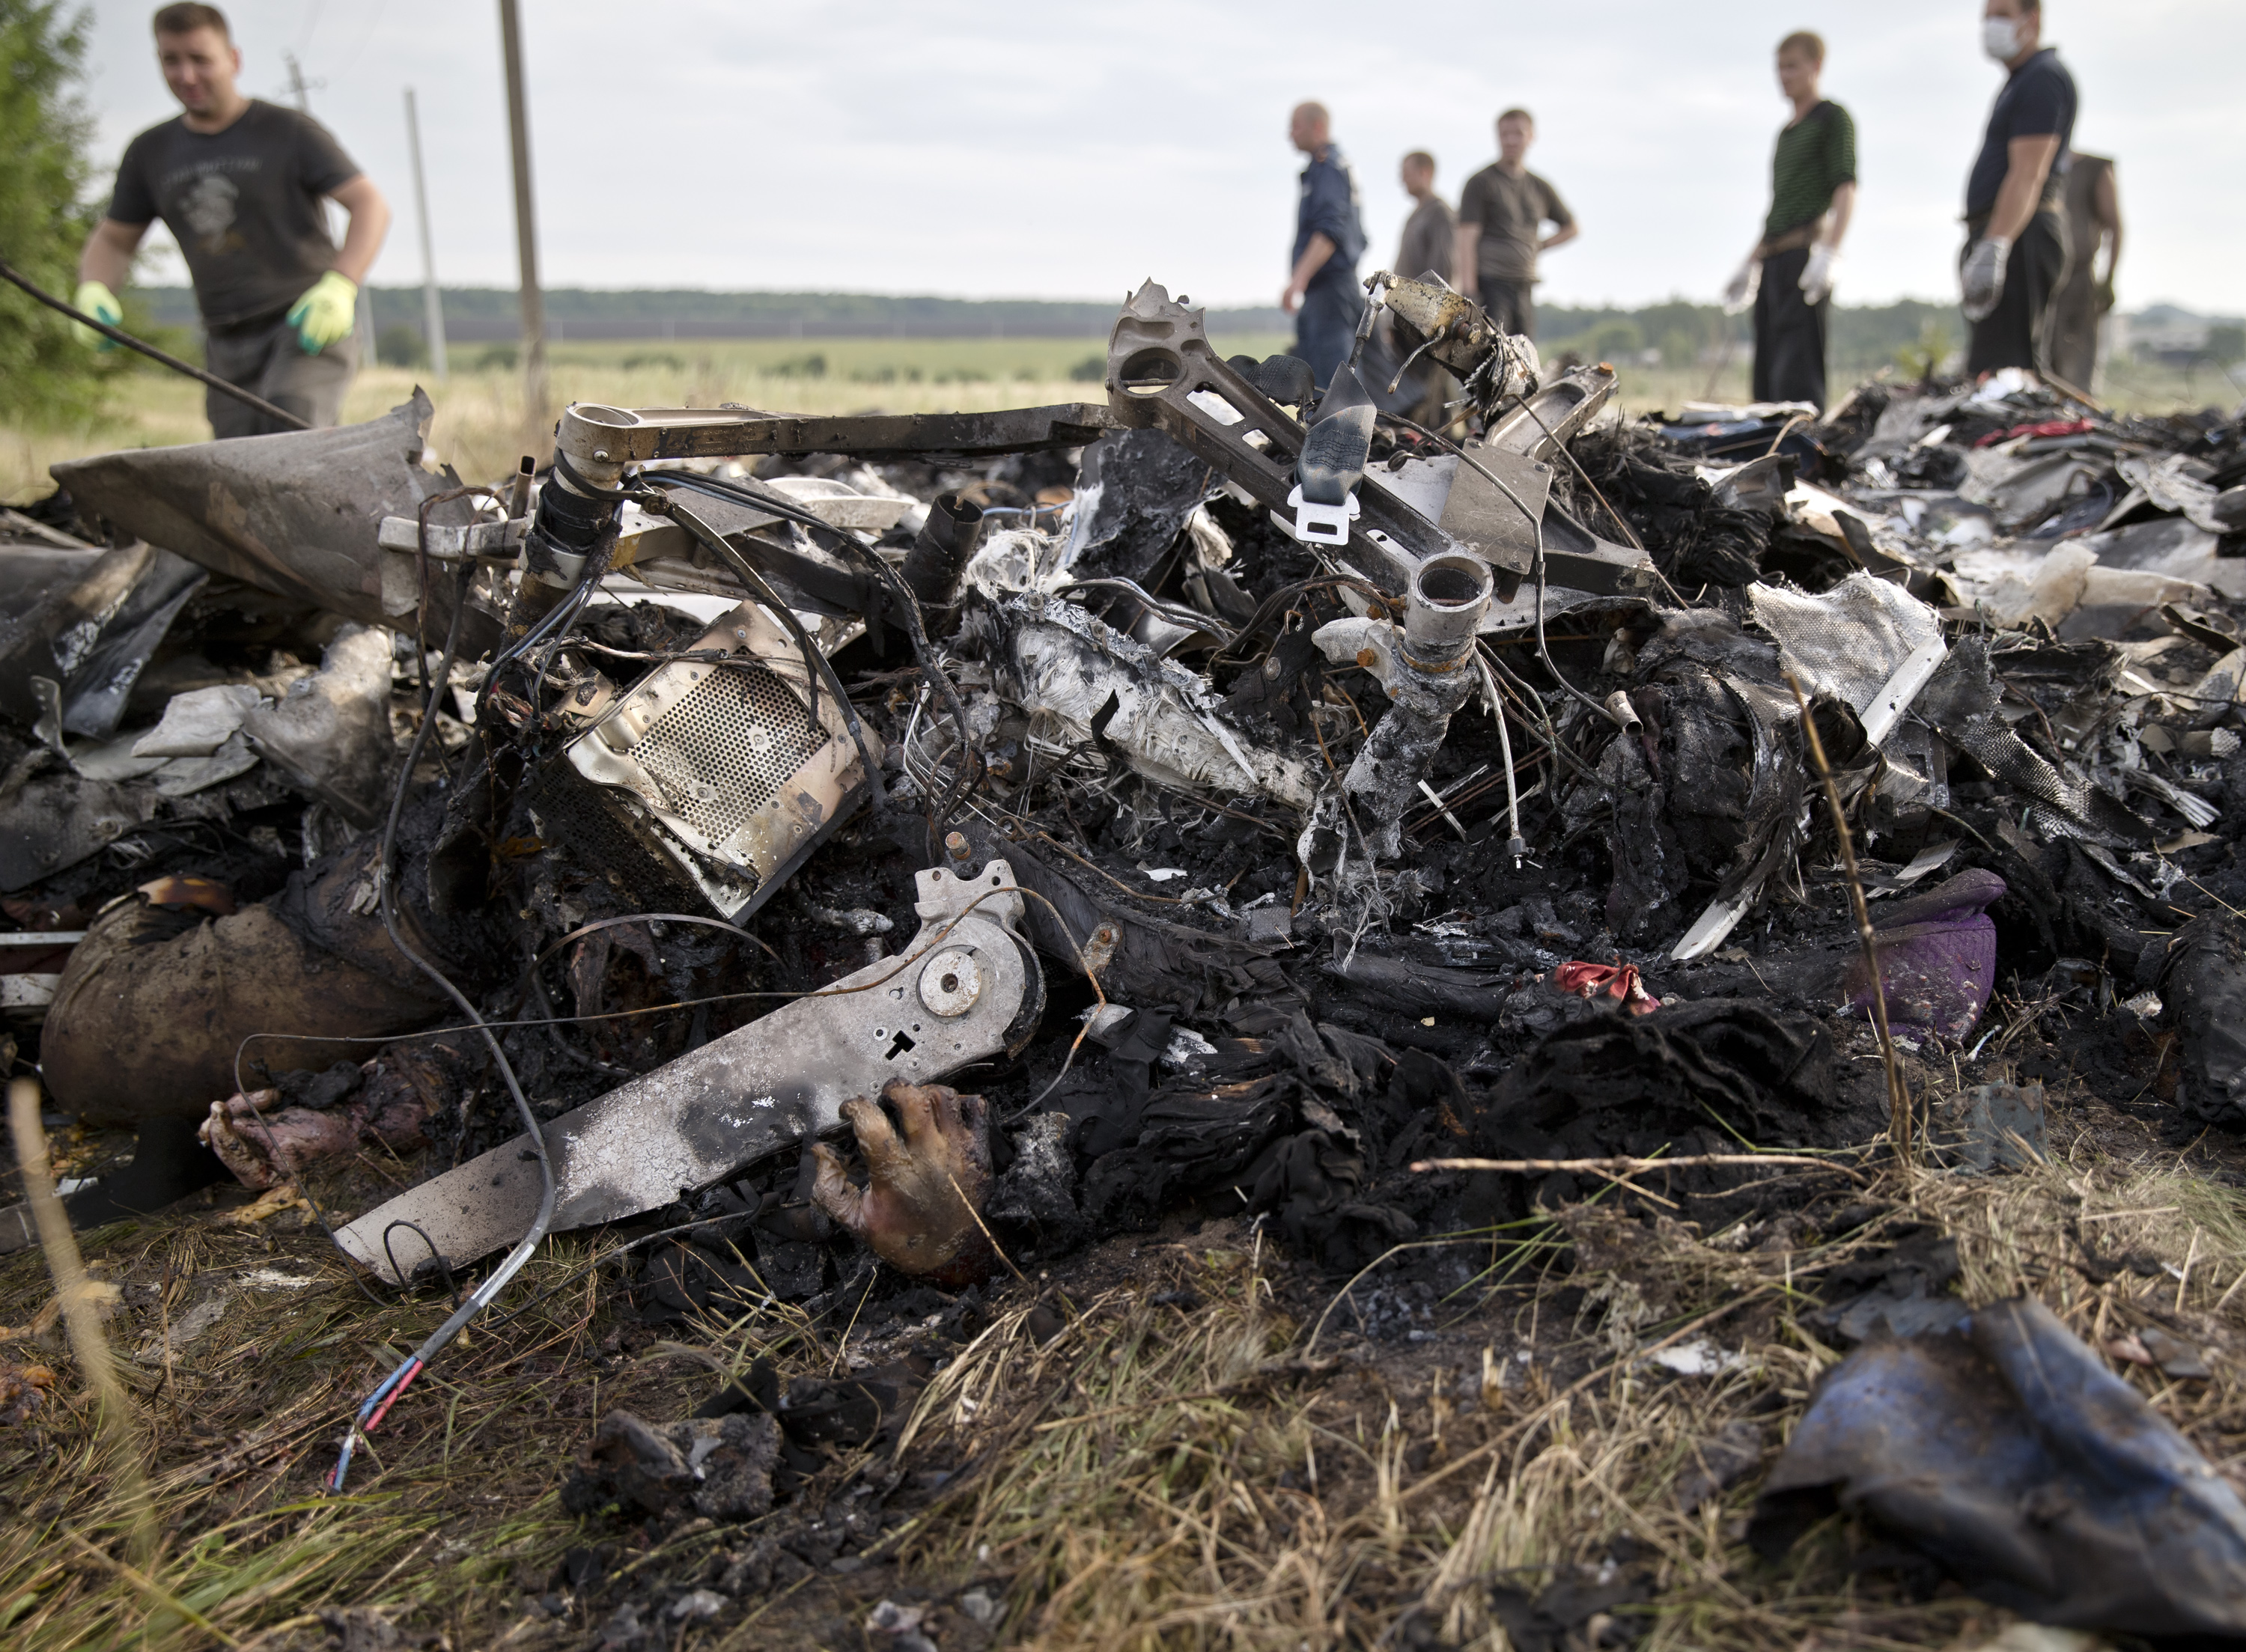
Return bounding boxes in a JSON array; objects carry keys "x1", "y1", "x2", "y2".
[
  {"x1": 497, "y1": 0, "x2": 547, "y2": 430},
  {"x1": 282, "y1": 52, "x2": 311, "y2": 112},
  {"x1": 403, "y1": 88, "x2": 448, "y2": 380}
]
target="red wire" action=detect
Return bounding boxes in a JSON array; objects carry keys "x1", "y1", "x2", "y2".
[{"x1": 365, "y1": 1359, "x2": 424, "y2": 1433}]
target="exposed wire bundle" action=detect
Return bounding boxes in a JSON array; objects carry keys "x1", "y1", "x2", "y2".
[{"x1": 330, "y1": 509, "x2": 559, "y2": 1493}]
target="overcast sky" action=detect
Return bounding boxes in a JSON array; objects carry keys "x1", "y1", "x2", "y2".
[{"x1": 79, "y1": 0, "x2": 2245, "y2": 314}]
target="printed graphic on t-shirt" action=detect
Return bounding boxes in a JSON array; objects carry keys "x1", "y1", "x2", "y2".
[
  {"x1": 178, "y1": 171, "x2": 242, "y2": 251},
  {"x1": 109, "y1": 103, "x2": 358, "y2": 326}
]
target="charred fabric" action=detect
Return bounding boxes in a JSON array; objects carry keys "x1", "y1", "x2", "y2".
[{"x1": 8, "y1": 273, "x2": 2246, "y2": 1613}]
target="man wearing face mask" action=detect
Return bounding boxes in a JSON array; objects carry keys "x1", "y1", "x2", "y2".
[{"x1": 1959, "y1": 0, "x2": 2076, "y2": 377}]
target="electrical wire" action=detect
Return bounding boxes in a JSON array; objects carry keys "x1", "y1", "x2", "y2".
[
  {"x1": 832, "y1": 531, "x2": 982, "y2": 834},
  {"x1": 521, "y1": 931, "x2": 633, "y2": 1081},
  {"x1": 1507, "y1": 396, "x2": 1647, "y2": 553},
  {"x1": 649, "y1": 493, "x2": 883, "y2": 808},
  {"x1": 473, "y1": 520, "x2": 619, "y2": 726},
  {"x1": 657, "y1": 497, "x2": 828, "y2": 733},
  {"x1": 211, "y1": 492, "x2": 502, "y2": 1311},
  {"x1": 1505, "y1": 394, "x2": 1690, "y2": 611},
  {"x1": 1205, "y1": 576, "x2": 1381, "y2": 666},
  {"x1": 1476, "y1": 653, "x2": 1525, "y2": 859},
  {"x1": 0, "y1": 256, "x2": 310, "y2": 429},
  {"x1": 1057, "y1": 578, "x2": 1237, "y2": 644},
  {"x1": 532, "y1": 912, "x2": 783, "y2": 976},
  {"x1": 329, "y1": 559, "x2": 557, "y2": 1493}
]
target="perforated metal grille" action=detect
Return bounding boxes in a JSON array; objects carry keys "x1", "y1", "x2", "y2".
[{"x1": 633, "y1": 662, "x2": 827, "y2": 847}]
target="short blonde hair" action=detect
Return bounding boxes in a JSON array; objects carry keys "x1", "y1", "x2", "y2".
[{"x1": 1777, "y1": 30, "x2": 1825, "y2": 65}]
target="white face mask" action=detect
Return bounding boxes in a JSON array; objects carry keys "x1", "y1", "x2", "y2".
[{"x1": 1983, "y1": 16, "x2": 2023, "y2": 61}]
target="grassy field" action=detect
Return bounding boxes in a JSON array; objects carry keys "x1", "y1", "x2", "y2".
[
  {"x1": 4, "y1": 1076, "x2": 2241, "y2": 1650},
  {"x1": 3, "y1": 335, "x2": 2232, "y2": 504}
]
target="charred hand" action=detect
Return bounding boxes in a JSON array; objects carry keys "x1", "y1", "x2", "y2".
[{"x1": 810, "y1": 1081, "x2": 995, "y2": 1284}]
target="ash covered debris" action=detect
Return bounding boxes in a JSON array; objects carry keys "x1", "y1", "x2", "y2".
[{"x1": 4, "y1": 274, "x2": 2246, "y2": 1644}]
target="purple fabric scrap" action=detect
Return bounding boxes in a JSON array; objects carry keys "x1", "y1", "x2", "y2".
[{"x1": 1842, "y1": 869, "x2": 2007, "y2": 1039}]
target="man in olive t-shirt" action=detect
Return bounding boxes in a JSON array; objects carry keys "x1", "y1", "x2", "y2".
[
  {"x1": 1452, "y1": 109, "x2": 1577, "y2": 341},
  {"x1": 1720, "y1": 31, "x2": 1857, "y2": 410},
  {"x1": 76, "y1": 4, "x2": 391, "y2": 437}
]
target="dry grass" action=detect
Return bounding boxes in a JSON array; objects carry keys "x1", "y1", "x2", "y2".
[
  {"x1": 779, "y1": 1121, "x2": 2246, "y2": 1652},
  {"x1": 0, "y1": 1146, "x2": 712, "y2": 1649},
  {"x1": 3, "y1": 1087, "x2": 2243, "y2": 1650}
]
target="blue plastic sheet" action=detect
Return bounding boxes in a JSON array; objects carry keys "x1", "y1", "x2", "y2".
[{"x1": 1750, "y1": 1294, "x2": 2246, "y2": 1636}]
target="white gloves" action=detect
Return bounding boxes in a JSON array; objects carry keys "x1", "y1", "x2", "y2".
[
  {"x1": 1799, "y1": 243, "x2": 1839, "y2": 306},
  {"x1": 1961, "y1": 236, "x2": 2012, "y2": 323},
  {"x1": 1721, "y1": 257, "x2": 1762, "y2": 315}
]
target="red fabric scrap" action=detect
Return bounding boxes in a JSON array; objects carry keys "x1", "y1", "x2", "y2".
[
  {"x1": 1971, "y1": 418, "x2": 2093, "y2": 449},
  {"x1": 1550, "y1": 960, "x2": 1661, "y2": 1016}
]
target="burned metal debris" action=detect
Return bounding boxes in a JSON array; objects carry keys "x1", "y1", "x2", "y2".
[{"x1": 6, "y1": 272, "x2": 2246, "y2": 1640}]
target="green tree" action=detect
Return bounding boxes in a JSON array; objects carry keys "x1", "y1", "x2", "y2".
[
  {"x1": 377, "y1": 323, "x2": 429, "y2": 368},
  {"x1": 0, "y1": 0, "x2": 107, "y2": 427},
  {"x1": 1586, "y1": 319, "x2": 1643, "y2": 362}
]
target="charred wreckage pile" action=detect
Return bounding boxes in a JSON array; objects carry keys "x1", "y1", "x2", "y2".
[{"x1": 7, "y1": 274, "x2": 2246, "y2": 1640}]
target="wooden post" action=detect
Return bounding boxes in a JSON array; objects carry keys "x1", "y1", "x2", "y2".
[
  {"x1": 497, "y1": 0, "x2": 547, "y2": 431},
  {"x1": 404, "y1": 88, "x2": 448, "y2": 380}
]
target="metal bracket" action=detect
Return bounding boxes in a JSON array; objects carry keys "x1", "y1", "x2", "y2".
[
  {"x1": 1287, "y1": 484, "x2": 1361, "y2": 546},
  {"x1": 1482, "y1": 365, "x2": 1620, "y2": 460},
  {"x1": 334, "y1": 858, "x2": 1041, "y2": 1283},
  {"x1": 1104, "y1": 281, "x2": 1527, "y2": 600},
  {"x1": 376, "y1": 515, "x2": 526, "y2": 560},
  {"x1": 553, "y1": 403, "x2": 1119, "y2": 478}
]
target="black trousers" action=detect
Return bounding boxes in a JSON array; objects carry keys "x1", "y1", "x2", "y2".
[
  {"x1": 1965, "y1": 210, "x2": 2067, "y2": 377},
  {"x1": 1477, "y1": 278, "x2": 1536, "y2": 340},
  {"x1": 1751, "y1": 245, "x2": 1827, "y2": 409}
]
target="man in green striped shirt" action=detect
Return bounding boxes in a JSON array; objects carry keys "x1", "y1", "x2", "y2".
[{"x1": 1722, "y1": 31, "x2": 1857, "y2": 409}]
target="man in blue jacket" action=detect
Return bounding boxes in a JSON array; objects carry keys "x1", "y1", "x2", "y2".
[{"x1": 1280, "y1": 102, "x2": 1369, "y2": 391}]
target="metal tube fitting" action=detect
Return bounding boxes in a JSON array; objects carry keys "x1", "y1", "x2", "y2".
[
  {"x1": 528, "y1": 403, "x2": 636, "y2": 587},
  {"x1": 901, "y1": 491, "x2": 986, "y2": 608},
  {"x1": 553, "y1": 403, "x2": 640, "y2": 491},
  {"x1": 1403, "y1": 553, "x2": 1493, "y2": 665},
  {"x1": 1341, "y1": 554, "x2": 1493, "y2": 857}
]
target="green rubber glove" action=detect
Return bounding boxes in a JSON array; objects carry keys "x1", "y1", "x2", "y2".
[
  {"x1": 73, "y1": 280, "x2": 123, "y2": 351},
  {"x1": 285, "y1": 270, "x2": 357, "y2": 354}
]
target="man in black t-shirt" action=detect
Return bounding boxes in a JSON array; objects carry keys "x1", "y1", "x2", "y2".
[
  {"x1": 1959, "y1": 0, "x2": 2075, "y2": 377},
  {"x1": 1451, "y1": 110, "x2": 1577, "y2": 341},
  {"x1": 75, "y1": 4, "x2": 391, "y2": 436}
]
